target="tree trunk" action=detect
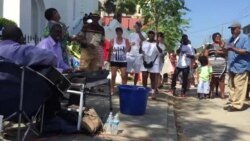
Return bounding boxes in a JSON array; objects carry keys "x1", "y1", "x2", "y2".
[{"x1": 114, "y1": 12, "x2": 122, "y2": 23}]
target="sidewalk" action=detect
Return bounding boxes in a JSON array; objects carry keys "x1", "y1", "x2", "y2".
[
  {"x1": 172, "y1": 87, "x2": 250, "y2": 141},
  {"x1": 0, "y1": 88, "x2": 177, "y2": 141}
]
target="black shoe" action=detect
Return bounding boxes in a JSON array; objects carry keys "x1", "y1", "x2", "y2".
[
  {"x1": 158, "y1": 85, "x2": 164, "y2": 89},
  {"x1": 223, "y1": 106, "x2": 231, "y2": 110},
  {"x1": 197, "y1": 93, "x2": 200, "y2": 99},
  {"x1": 227, "y1": 106, "x2": 242, "y2": 112},
  {"x1": 173, "y1": 93, "x2": 179, "y2": 97}
]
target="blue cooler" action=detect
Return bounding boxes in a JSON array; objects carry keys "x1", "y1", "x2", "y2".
[{"x1": 118, "y1": 85, "x2": 149, "y2": 115}]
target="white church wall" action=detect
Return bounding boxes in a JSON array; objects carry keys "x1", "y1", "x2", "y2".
[{"x1": 1, "y1": 0, "x2": 98, "y2": 37}]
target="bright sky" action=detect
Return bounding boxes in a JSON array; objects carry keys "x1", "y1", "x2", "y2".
[{"x1": 184, "y1": 0, "x2": 250, "y2": 48}]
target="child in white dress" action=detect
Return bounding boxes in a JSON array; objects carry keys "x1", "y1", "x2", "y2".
[{"x1": 197, "y1": 56, "x2": 213, "y2": 99}]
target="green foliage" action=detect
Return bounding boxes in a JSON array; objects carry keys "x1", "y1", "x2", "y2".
[
  {"x1": 103, "y1": 0, "x2": 137, "y2": 22},
  {"x1": 67, "y1": 42, "x2": 81, "y2": 59},
  {"x1": 103, "y1": 0, "x2": 116, "y2": 15},
  {"x1": 117, "y1": 0, "x2": 137, "y2": 15},
  {"x1": 0, "y1": 18, "x2": 17, "y2": 28},
  {"x1": 136, "y1": 0, "x2": 189, "y2": 51},
  {"x1": 0, "y1": 18, "x2": 16, "y2": 40}
]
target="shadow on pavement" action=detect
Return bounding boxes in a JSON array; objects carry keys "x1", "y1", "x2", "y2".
[{"x1": 173, "y1": 89, "x2": 250, "y2": 141}]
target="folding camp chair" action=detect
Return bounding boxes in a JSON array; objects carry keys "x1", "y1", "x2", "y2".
[
  {"x1": 65, "y1": 70, "x2": 112, "y2": 130},
  {"x1": 67, "y1": 70, "x2": 112, "y2": 110},
  {"x1": 0, "y1": 60, "x2": 55, "y2": 141}
]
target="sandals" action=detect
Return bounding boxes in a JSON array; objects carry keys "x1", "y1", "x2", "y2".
[
  {"x1": 151, "y1": 94, "x2": 157, "y2": 100},
  {"x1": 221, "y1": 95, "x2": 226, "y2": 99},
  {"x1": 149, "y1": 90, "x2": 157, "y2": 100}
]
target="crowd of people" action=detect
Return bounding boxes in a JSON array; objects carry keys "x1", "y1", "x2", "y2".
[
  {"x1": 168, "y1": 22, "x2": 250, "y2": 112},
  {"x1": 106, "y1": 20, "x2": 250, "y2": 113},
  {"x1": 0, "y1": 8, "x2": 250, "y2": 134}
]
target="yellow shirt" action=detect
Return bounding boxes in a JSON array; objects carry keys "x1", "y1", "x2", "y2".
[{"x1": 197, "y1": 66, "x2": 213, "y2": 81}]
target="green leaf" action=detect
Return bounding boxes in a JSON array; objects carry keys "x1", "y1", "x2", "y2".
[
  {"x1": 137, "y1": 0, "x2": 189, "y2": 51},
  {"x1": 0, "y1": 18, "x2": 17, "y2": 28}
]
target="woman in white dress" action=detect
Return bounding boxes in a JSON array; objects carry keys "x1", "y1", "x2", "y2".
[
  {"x1": 141, "y1": 31, "x2": 165, "y2": 99},
  {"x1": 156, "y1": 32, "x2": 167, "y2": 88}
]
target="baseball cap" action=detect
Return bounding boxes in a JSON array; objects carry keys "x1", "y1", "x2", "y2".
[{"x1": 228, "y1": 21, "x2": 241, "y2": 28}]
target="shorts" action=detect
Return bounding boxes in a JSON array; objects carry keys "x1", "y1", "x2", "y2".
[
  {"x1": 197, "y1": 81, "x2": 210, "y2": 94},
  {"x1": 110, "y1": 61, "x2": 127, "y2": 68},
  {"x1": 80, "y1": 47, "x2": 100, "y2": 71},
  {"x1": 127, "y1": 55, "x2": 142, "y2": 73}
]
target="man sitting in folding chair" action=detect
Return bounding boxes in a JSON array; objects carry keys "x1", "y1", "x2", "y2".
[
  {"x1": 0, "y1": 25, "x2": 68, "y2": 140},
  {"x1": 0, "y1": 25, "x2": 64, "y2": 117}
]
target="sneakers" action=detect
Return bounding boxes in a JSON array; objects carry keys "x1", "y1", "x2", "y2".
[
  {"x1": 149, "y1": 89, "x2": 157, "y2": 100},
  {"x1": 171, "y1": 89, "x2": 188, "y2": 97},
  {"x1": 151, "y1": 94, "x2": 157, "y2": 100}
]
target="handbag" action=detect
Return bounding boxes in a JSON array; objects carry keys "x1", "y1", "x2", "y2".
[
  {"x1": 81, "y1": 108, "x2": 103, "y2": 135},
  {"x1": 143, "y1": 55, "x2": 158, "y2": 69}
]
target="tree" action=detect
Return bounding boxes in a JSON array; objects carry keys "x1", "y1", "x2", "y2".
[
  {"x1": 0, "y1": 18, "x2": 17, "y2": 28},
  {"x1": 103, "y1": 0, "x2": 137, "y2": 23},
  {"x1": 103, "y1": 0, "x2": 116, "y2": 16},
  {"x1": 0, "y1": 18, "x2": 17, "y2": 39},
  {"x1": 136, "y1": 0, "x2": 189, "y2": 51}
]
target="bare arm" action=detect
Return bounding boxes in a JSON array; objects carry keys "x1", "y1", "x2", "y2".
[
  {"x1": 216, "y1": 42, "x2": 227, "y2": 56},
  {"x1": 216, "y1": 49, "x2": 225, "y2": 55},
  {"x1": 227, "y1": 47, "x2": 249, "y2": 55},
  {"x1": 196, "y1": 69, "x2": 200, "y2": 84},
  {"x1": 225, "y1": 37, "x2": 250, "y2": 55},
  {"x1": 125, "y1": 39, "x2": 131, "y2": 52},
  {"x1": 187, "y1": 46, "x2": 195, "y2": 59},
  {"x1": 139, "y1": 41, "x2": 144, "y2": 54},
  {"x1": 209, "y1": 67, "x2": 213, "y2": 82},
  {"x1": 156, "y1": 42, "x2": 163, "y2": 53},
  {"x1": 138, "y1": 32, "x2": 146, "y2": 42},
  {"x1": 108, "y1": 39, "x2": 114, "y2": 62},
  {"x1": 135, "y1": 24, "x2": 146, "y2": 42},
  {"x1": 203, "y1": 49, "x2": 209, "y2": 57},
  {"x1": 136, "y1": 26, "x2": 146, "y2": 50}
]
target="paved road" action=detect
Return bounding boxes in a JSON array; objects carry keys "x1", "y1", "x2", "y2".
[{"x1": 173, "y1": 87, "x2": 250, "y2": 141}]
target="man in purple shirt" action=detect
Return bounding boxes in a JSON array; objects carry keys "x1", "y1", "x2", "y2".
[
  {"x1": 0, "y1": 26, "x2": 57, "y2": 66},
  {"x1": 0, "y1": 26, "x2": 61, "y2": 119},
  {"x1": 37, "y1": 24, "x2": 72, "y2": 73}
]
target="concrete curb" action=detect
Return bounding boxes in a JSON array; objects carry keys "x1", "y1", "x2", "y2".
[
  {"x1": 166, "y1": 94, "x2": 178, "y2": 141},
  {"x1": 167, "y1": 104, "x2": 178, "y2": 141}
]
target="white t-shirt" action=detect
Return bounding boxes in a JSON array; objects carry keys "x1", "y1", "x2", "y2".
[
  {"x1": 128, "y1": 32, "x2": 147, "y2": 56},
  {"x1": 142, "y1": 41, "x2": 158, "y2": 63},
  {"x1": 176, "y1": 44, "x2": 194, "y2": 68}
]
